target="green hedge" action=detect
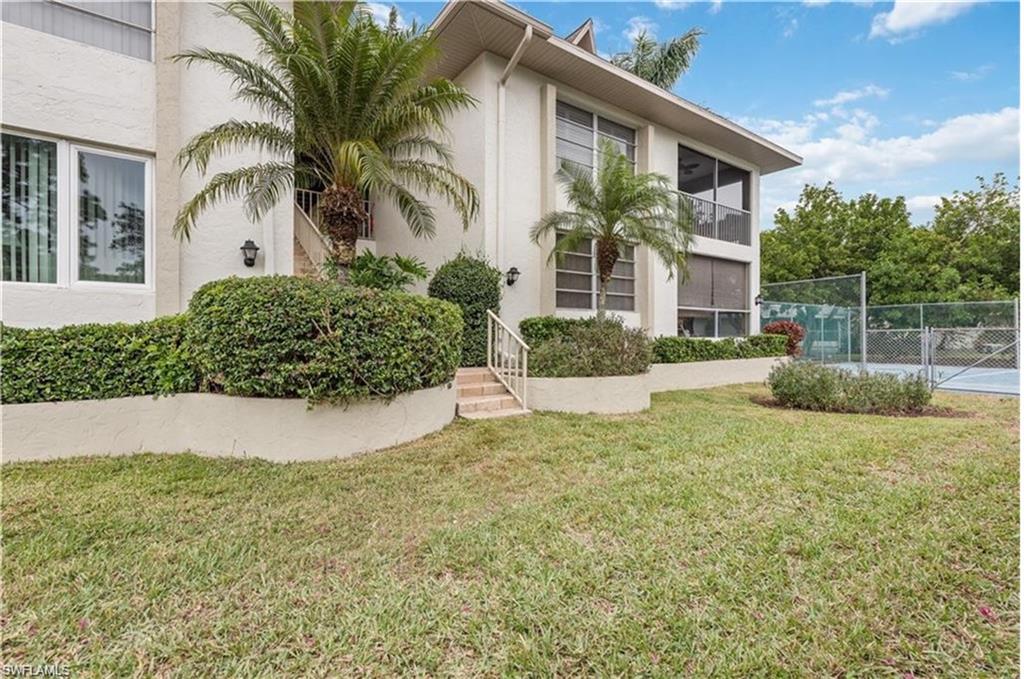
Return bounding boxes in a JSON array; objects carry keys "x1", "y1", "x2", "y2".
[
  {"x1": 1, "y1": 315, "x2": 198, "y2": 404},
  {"x1": 652, "y1": 334, "x2": 788, "y2": 363},
  {"x1": 427, "y1": 254, "x2": 502, "y2": 367},
  {"x1": 519, "y1": 316, "x2": 596, "y2": 347},
  {"x1": 768, "y1": 362, "x2": 931, "y2": 414},
  {"x1": 530, "y1": 317, "x2": 652, "y2": 377},
  {"x1": 189, "y1": 276, "x2": 462, "y2": 404}
]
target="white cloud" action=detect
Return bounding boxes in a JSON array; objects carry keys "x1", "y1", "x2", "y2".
[
  {"x1": 813, "y1": 84, "x2": 889, "y2": 108},
  {"x1": 708, "y1": 0, "x2": 723, "y2": 14},
  {"x1": 748, "y1": 107, "x2": 1019, "y2": 227},
  {"x1": 782, "y1": 17, "x2": 799, "y2": 38},
  {"x1": 624, "y1": 16, "x2": 658, "y2": 41},
  {"x1": 906, "y1": 194, "x2": 942, "y2": 223},
  {"x1": 363, "y1": 2, "x2": 405, "y2": 29},
  {"x1": 591, "y1": 17, "x2": 609, "y2": 34},
  {"x1": 654, "y1": 0, "x2": 690, "y2": 8},
  {"x1": 950, "y1": 64, "x2": 994, "y2": 81},
  {"x1": 803, "y1": 0, "x2": 830, "y2": 6},
  {"x1": 870, "y1": 1, "x2": 979, "y2": 41}
]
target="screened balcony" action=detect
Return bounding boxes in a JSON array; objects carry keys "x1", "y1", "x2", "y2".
[
  {"x1": 676, "y1": 192, "x2": 752, "y2": 246},
  {"x1": 677, "y1": 144, "x2": 752, "y2": 246}
]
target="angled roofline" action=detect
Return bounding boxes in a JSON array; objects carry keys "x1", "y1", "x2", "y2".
[
  {"x1": 565, "y1": 18, "x2": 597, "y2": 55},
  {"x1": 428, "y1": 1, "x2": 802, "y2": 172}
]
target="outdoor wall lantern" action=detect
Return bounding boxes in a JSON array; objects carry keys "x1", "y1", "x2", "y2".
[
  {"x1": 240, "y1": 240, "x2": 260, "y2": 267},
  {"x1": 754, "y1": 294, "x2": 763, "y2": 306},
  {"x1": 505, "y1": 266, "x2": 520, "y2": 286}
]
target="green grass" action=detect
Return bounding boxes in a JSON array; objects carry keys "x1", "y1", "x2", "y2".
[{"x1": 2, "y1": 385, "x2": 1018, "y2": 676}]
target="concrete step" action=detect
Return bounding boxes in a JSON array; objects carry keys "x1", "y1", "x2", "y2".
[
  {"x1": 456, "y1": 394, "x2": 519, "y2": 414},
  {"x1": 457, "y1": 382, "x2": 508, "y2": 398},
  {"x1": 459, "y1": 407, "x2": 532, "y2": 420},
  {"x1": 455, "y1": 367, "x2": 495, "y2": 385}
]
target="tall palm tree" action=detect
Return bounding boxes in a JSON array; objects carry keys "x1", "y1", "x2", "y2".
[
  {"x1": 173, "y1": 0, "x2": 478, "y2": 278},
  {"x1": 531, "y1": 139, "x2": 693, "y2": 320},
  {"x1": 610, "y1": 27, "x2": 703, "y2": 90}
]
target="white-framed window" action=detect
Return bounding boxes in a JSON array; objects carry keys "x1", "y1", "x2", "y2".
[
  {"x1": 677, "y1": 254, "x2": 749, "y2": 337},
  {"x1": 555, "y1": 100, "x2": 636, "y2": 170},
  {"x1": 2, "y1": 131, "x2": 153, "y2": 288},
  {"x1": 1, "y1": 0, "x2": 155, "y2": 61},
  {"x1": 555, "y1": 234, "x2": 635, "y2": 312}
]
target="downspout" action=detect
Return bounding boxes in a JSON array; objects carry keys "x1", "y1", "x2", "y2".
[{"x1": 496, "y1": 24, "x2": 533, "y2": 268}]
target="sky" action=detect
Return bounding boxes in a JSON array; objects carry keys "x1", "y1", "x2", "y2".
[{"x1": 381, "y1": 0, "x2": 1020, "y2": 230}]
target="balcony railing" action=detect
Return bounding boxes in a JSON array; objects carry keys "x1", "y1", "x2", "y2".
[
  {"x1": 676, "y1": 192, "x2": 751, "y2": 246},
  {"x1": 295, "y1": 188, "x2": 374, "y2": 240}
]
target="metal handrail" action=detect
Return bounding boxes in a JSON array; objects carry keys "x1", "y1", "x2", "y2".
[
  {"x1": 486, "y1": 309, "x2": 530, "y2": 409},
  {"x1": 676, "y1": 191, "x2": 751, "y2": 246},
  {"x1": 294, "y1": 188, "x2": 374, "y2": 240}
]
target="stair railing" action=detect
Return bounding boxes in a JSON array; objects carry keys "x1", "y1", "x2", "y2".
[{"x1": 486, "y1": 309, "x2": 530, "y2": 409}]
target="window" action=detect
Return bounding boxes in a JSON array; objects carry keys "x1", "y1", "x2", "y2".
[
  {"x1": 3, "y1": 134, "x2": 59, "y2": 283},
  {"x1": 2, "y1": 1, "x2": 154, "y2": 60},
  {"x1": 556, "y1": 101, "x2": 635, "y2": 170},
  {"x1": 555, "y1": 234, "x2": 635, "y2": 312},
  {"x1": 677, "y1": 145, "x2": 750, "y2": 209},
  {"x1": 677, "y1": 254, "x2": 749, "y2": 337},
  {"x1": 1, "y1": 131, "x2": 151, "y2": 287}
]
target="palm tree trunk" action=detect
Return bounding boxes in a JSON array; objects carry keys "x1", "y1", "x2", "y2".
[
  {"x1": 320, "y1": 184, "x2": 366, "y2": 282},
  {"x1": 595, "y1": 238, "x2": 619, "y2": 322}
]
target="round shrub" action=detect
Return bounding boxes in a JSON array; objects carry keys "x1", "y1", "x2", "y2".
[
  {"x1": 762, "y1": 320, "x2": 806, "y2": 357},
  {"x1": 530, "y1": 317, "x2": 652, "y2": 377},
  {"x1": 427, "y1": 254, "x2": 501, "y2": 367},
  {"x1": 188, "y1": 276, "x2": 462, "y2": 404},
  {"x1": 767, "y1": 362, "x2": 931, "y2": 414},
  {"x1": 0, "y1": 315, "x2": 198, "y2": 404},
  {"x1": 519, "y1": 316, "x2": 596, "y2": 347}
]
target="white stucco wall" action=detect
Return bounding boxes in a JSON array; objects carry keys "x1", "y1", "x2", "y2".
[
  {"x1": 1, "y1": 3, "x2": 294, "y2": 328},
  {"x1": 528, "y1": 374, "x2": 650, "y2": 414},
  {"x1": 3, "y1": 384, "x2": 457, "y2": 464}
]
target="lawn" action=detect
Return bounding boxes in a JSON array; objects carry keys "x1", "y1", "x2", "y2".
[{"x1": 2, "y1": 385, "x2": 1018, "y2": 676}]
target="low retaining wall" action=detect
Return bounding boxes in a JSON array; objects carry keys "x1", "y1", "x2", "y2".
[
  {"x1": 3, "y1": 384, "x2": 456, "y2": 464},
  {"x1": 648, "y1": 356, "x2": 789, "y2": 393},
  {"x1": 528, "y1": 374, "x2": 650, "y2": 414}
]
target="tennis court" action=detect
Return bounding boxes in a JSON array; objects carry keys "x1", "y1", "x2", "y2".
[{"x1": 835, "y1": 361, "x2": 1020, "y2": 396}]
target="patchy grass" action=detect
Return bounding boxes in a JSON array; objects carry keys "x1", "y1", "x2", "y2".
[{"x1": 2, "y1": 385, "x2": 1018, "y2": 676}]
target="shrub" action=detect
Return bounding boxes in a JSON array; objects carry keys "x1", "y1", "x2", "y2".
[
  {"x1": 1, "y1": 315, "x2": 198, "y2": 404},
  {"x1": 427, "y1": 254, "x2": 502, "y2": 366},
  {"x1": 762, "y1": 320, "x2": 806, "y2": 357},
  {"x1": 518, "y1": 316, "x2": 596, "y2": 347},
  {"x1": 188, "y1": 276, "x2": 461, "y2": 404},
  {"x1": 652, "y1": 334, "x2": 788, "y2": 363},
  {"x1": 346, "y1": 251, "x2": 428, "y2": 291},
  {"x1": 530, "y1": 318, "x2": 651, "y2": 377},
  {"x1": 767, "y1": 362, "x2": 932, "y2": 414}
]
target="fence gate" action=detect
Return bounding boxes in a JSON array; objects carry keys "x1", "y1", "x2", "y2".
[{"x1": 925, "y1": 327, "x2": 1019, "y2": 394}]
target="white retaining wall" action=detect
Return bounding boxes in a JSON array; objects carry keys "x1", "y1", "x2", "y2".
[
  {"x1": 648, "y1": 357, "x2": 789, "y2": 393},
  {"x1": 2, "y1": 384, "x2": 456, "y2": 464},
  {"x1": 527, "y1": 374, "x2": 650, "y2": 414}
]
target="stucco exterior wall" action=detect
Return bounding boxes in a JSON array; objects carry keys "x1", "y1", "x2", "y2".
[
  {"x1": 647, "y1": 357, "x2": 789, "y2": 393},
  {"x1": 528, "y1": 374, "x2": 650, "y2": 414},
  {"x1": 1, "y1": 2, "x2": 294, "y2": 328},
  {"x1": 3, "y1": 384, "x2": 457, "y2": 464}
]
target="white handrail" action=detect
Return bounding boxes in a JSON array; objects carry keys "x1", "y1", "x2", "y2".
[
  {"x1": 295, "y1": 188, "x2": 374, "y2": 240},
  {"x1": 486, "y1": 309, "x2": 530, "y2": 409}
]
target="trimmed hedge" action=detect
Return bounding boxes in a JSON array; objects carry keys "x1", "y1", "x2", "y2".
[
  {"x1": 767, "y1": 362, "x2": 932, "y2": 414},
  {"x1": 1, "y1": 315, "x2": 198, "y2": 404},
  {"x1": 519, "y1": 316, "x2": 596, "y2": 347},
  {"x1": 652, "y1": 334, "x2": 788, "y2": 363},
  {"x1": 530, "y1": 318, "x2": 652, "y2": 377},
  {"x1": 188, "y1": 276, "x2": 462, "y2": 404},
  {"x1": 427, "y1": 254, "x2": 502, "y2": 367}
]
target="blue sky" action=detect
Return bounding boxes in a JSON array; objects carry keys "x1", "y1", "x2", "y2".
[{"x1": 383, "y1": 1, "x2": 1019, "y2": 229}]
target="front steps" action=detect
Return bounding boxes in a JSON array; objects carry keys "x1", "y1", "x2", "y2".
[{"x1": 455, "y1": 368, "x2": 530, "y2": 420}]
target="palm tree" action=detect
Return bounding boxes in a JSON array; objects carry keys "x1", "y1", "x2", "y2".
[
  {"x1": 531, "y1": 139, "x2": 693, "y2": 320},
  {"x1": 610, "y1": 27, "x2": 703, "y2": 90},
  {"x1": 173, "y1": 0, "x2": 478, "y2": 278}
]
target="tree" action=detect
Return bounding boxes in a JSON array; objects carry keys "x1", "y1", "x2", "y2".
[
  {"x1": 762, "y1": 176, "x2": 1020, "y2": 305},
  {"x1": 173, "y1": 0, "x2": 479, "y2": 279},
  {"x1": 610, "y1": 27, "x2": 703, "y2": 90},
  {"x1": 531, "y1": 139, "x2": 692, "y2": 320}
]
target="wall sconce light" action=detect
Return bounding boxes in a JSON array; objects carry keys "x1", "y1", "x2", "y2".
[
  {"x1": 505, "y1": 266, "x2": 520, "y2": 286},
  {"x1": 754, "y1": 294, "x2": 763, "y2": 306},
  {"x1": 240, "y1": 239, "x2": 260, "y2": 267}
]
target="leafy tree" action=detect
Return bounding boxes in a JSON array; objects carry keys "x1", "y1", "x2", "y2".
[
  {"x1": 762, "y1": 176, "x2": 1020, "y2": 305},
  {"x1": 173, "y1": 0, "x2": 479, "y2": 279},
  {"x1": 531, "y1": 139, "x2": 692, "y2": 320},
  {"x1": 610, "y1": 27, "x2": 703, "y2": 90}
]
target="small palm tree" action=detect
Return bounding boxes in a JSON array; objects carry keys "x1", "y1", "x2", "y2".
[
  {"x1": 610, "y1": 27, "x2": 703, "y2": 90},
  {"x1": 531, "y1": 139, "x2": 693, "y2": 320},
  {"x1": 173, "y1": 0, "x2": 478, "y2": 278}
]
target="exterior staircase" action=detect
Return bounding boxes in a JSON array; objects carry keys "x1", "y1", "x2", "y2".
[{"x1": 456, "y1": 368, "x2": 530, "y2": 420}]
